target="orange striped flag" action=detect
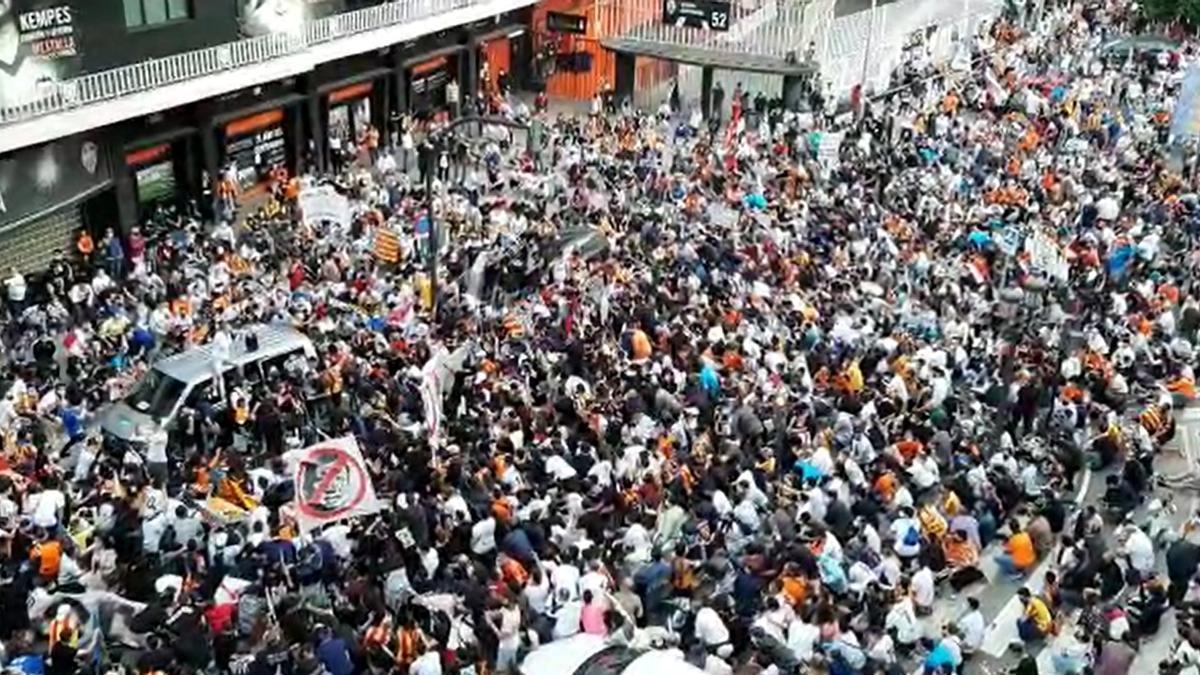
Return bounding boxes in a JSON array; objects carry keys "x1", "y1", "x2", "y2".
[{"x1": 374, "y1": 229, "x2": 400, "y2": 264}]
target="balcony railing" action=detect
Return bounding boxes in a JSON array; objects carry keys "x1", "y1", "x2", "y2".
[{"x1": 0, "y1": 0, "x2": 479, "y2": 126}]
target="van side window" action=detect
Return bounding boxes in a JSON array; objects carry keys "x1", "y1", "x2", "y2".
[
  {"x1": 262, "y1": 347, "x2": 308, "y2": 380},
  {"x1": 185, "y1": 380, "x2": 213, "y2": 408}
]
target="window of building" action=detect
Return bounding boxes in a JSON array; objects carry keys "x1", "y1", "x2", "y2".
[{"x1": 123, "y1": 0, "x2": 192, "y2": 28}]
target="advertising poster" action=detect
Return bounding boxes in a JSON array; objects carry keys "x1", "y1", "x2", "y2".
[
  {"x1": 0, "y1": 1, "x2": 82, "y2": 112},
  {"x1": 0, "y1": 134, "x2": 109, "y2": 230},
  {"x1": 240, "y1": 0, "x2": 340, "y2": 37}
]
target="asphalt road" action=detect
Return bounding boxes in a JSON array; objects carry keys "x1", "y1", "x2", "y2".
[{"x1": 909, "y1": 420, "x2": 1200, "y2": 675}]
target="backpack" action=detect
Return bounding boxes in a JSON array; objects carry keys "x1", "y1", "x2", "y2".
[{"x1": 903, "y1": 523, "x2": 921, "y2": 548}]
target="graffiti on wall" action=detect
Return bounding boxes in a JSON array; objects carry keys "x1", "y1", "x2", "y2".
[{"x1": 0, "y1": 0, "x2": 82, "y2": 111}]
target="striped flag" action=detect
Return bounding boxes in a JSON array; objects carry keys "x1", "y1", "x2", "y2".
[{"x1": 374, "y1": 229, "x2": 400, "y2": 264}]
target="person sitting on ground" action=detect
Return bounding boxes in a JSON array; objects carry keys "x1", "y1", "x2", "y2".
[
  {"x1": 940, "y1": 529, "x2": 984, "y2": 591},
  {"x1": 1016, "y1": 587, "x2": 1054, "y2": 645},
  {"x1": 996, "y1": 520, "x2": 1037, "y2": 579}
]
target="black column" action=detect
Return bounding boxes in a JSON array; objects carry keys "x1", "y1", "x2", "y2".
[
  {"x1": 305, "y1": 75, "x2": 326, "y2": 174},
  {"x1": 113, "y1": 163, "x2": 138, "y2": 235},
  {"x1": 393, "y1": 46, "x2": 409, "y2": 120},
  {"x1": 614, "y1": 51, "x2": 635, "y2": 107},
  {"x1": 290, "y1": 103, "x2": 306, "y2": 175},
  {"x1": 180, "y1": 135, "x2": 198, "y2": 196},
  {"x1": 462, "y1": 44, "x2": 479, "y2": 103},
  {"x1": 701, "y1": 66, "x2": 714, "y2": 119},
  {"x1": 379, "y1": 74, "x2": 392, "y2": 145},
  {"x1": 782, "y1": 74, "x2": 804, "y2": 112},
  {"x1": 200, "y1": 123, "x2": 220, "y2": 191}
]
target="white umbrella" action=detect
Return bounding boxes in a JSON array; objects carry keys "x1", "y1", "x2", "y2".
[{"x1": 1096, "y1": 196, "x2": 1120, "y2": 221}]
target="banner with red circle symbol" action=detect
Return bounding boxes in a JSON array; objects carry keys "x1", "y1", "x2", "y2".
[{"x1": 284, "y1": 437, "x2": 381, "y2": 533}]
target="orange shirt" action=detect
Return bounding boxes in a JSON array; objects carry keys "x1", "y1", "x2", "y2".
[
  {"x1": 896, "y1": 439, "x2": 923, "y2": 462},
  {"x1": 780, "y1": 575, "x2": 807, "y2": 607},
  {"x1": 32, "y1": 540, "x2": 62, "y2": 579},
  {"x1": 631, "y1": 330, "x2": 652, "y2": 360},
  {"x1": 1008, "y1": 531, "x2": 1036, "y2": 569}
]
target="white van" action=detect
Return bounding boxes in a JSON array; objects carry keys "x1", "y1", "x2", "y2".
[{"x1": 99, "y1": 324, "x2": 316, "y2": 442}]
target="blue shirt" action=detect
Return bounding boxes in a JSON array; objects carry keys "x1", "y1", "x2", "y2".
[
  {"x1": 699, "y1": 365, "x2": 720, "y2": 396},
  {"x1": 60, "y1": 407, "x2": 84, "y2": 441},
  {"x1": 924, "y1": 641, "x2": 957, "y2": 673},
  {"x1": 317, "y1": 637, "x2": 355, "y2": 675}
]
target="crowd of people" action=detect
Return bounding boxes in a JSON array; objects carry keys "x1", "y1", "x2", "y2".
[{"x1": 3, "y1": 1, "x2": 1200, "y2": 675}]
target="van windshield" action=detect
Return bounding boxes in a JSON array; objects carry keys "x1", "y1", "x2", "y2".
[{"x1": 125, "y1": 369, "x2": 187, "y2": 420}]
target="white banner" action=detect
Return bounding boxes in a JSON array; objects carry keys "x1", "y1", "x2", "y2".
[
  {"x1": 298, "y1": 185, "x2": 352, "y2": 227},
  {"x1": 284, "y1": 436, "x2": 381, "y2": 533}
]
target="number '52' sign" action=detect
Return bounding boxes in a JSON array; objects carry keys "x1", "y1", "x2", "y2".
[{"x1": 662, "y1": 0, "x2": 733, "y2": 31}]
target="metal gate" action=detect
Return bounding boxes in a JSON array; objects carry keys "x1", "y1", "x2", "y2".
[{"x1": 0, "y1": 207, "x2": 81, "y2": 273}]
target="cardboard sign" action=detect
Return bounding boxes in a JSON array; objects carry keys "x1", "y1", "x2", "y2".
[{"x1": 285, "y1": 437, "x2": 381, "y2": 533}]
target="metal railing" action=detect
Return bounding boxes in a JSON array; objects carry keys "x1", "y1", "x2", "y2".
[
  {"x1": 0, "y1": 0, "x2": 485, "y2": 126},
  {"x1": 815, "y1": 0, "x2": 1002, "y2": 95}
]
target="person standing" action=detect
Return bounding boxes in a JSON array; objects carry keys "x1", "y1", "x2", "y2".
[
  {"x1": 446, "y1": 78, "x2": 461, "y2": 119},
  {"x1": 103, "y1": 228, "x2": 125, "y2": 279}
]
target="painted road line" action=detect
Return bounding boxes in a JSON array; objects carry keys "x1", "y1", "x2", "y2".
[{"x1": 978, "y1": 468, "x2": 1092, "y2": 658}]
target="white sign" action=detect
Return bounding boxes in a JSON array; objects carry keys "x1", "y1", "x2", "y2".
[
  {"x1": 298, "y1": 185, "x2": 352, "y2": 227},
  {"x1": 818, "y1": 132, "x2": 845, "y2": 169},
  {"x1": 1025, "y1": 231, "x2": 1069, "y2": 282},
  {"x1": 284, "y1": 436, "x2": 381, "y2": 533}
]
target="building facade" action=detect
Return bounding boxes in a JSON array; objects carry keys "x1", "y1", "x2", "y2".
[{"x1": 0, "y1": 0, "x2": 533, "y2": 272}]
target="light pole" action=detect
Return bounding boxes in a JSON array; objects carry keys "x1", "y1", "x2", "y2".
[
  {"x1": 423, "y1": 113, "x2": 531, "y2": 318},
  {"x1": 858, "y1": 0, "x2": 879, "y2": 115}
]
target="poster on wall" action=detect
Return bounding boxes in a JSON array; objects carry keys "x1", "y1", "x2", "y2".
[
  {"x1": 0, "y1": 1, "x2": 83, "y2": 112},
  {"x1": 661, "y1": 0, "x2": 731, "y2": 31},
  {"x1": 240, "y1": 0, "x2": 339, "y2": 37},
  {"x1": 0, "y1": 134, "x2": 110, "y2": 230},
  {"x1": 225, "y1": 109, "x2": 288, "y2": 189}
]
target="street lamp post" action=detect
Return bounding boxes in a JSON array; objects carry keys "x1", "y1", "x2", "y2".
[{"x1": 422, "y1": 113, "x2": 531, "y2": 319}]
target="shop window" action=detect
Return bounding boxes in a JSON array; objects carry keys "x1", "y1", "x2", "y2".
[{"x1": 124, "y1": 0, "x2": 192, "y2": 29}]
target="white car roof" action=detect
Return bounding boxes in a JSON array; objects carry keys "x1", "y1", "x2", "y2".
[
  {"x1": 519, "y1": 634, "x2": 705, "y2": 675},
  {"x1": 519, "y1": 634, "x2": 606, "y2": 675}
]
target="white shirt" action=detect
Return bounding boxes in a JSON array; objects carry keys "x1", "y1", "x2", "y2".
[
  {"x1": 1123, "y1": 527, "x2": 1155, "y2": 573},
  {"x1": 889, "y1": 517, "x2": 922, "y2": 557},
  {"x1": 551, "y1": 563, "x2": 581, "y2": 602},
  {"x1": 5, "y1": 273, "x2": 25, "y2": 302},
  {"x1": 470, "y1": 517, "x2": 496, "y2": 555},
  {"x1": 524, "y1": 573, "x2": 551, "y2": 615},
  {"x1": 545, "y1": 455, "x2": 578, "y2": 481},
  {"x1": 911, "y1": 566, "x2": 935, "y2": 608},
  {"x1": 957, "y1": 609, "x2": 986, "y2": 651},
  {"x1": 787, "y1": 619, "x2": 820, "y2": 660},
  {"x1": 695, "y1": 606, "x2": 730, "y2": 646},
  {"x1": 885, "y1": 599, "x2": 921, "y2": 645},
  {"x1": 30, "y1": 489, "x2": 65, "y2": 528},
  {"x1": 580, "y1": 570, "x2": 610, "y2": 599},
  {"x1": 411, "y1": 651, "x2": 442, "y2": 675}
]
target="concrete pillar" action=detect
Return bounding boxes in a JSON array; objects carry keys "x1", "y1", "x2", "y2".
[
  {"x1": 614, "y1": 51, "x2": 636, "y2": 107},
  {"x1": 701, "y1": 66, "x2": 714, "y2": 119},
  {"x1": 782, "y1": 74, "x2": 805, "y2": 111}
]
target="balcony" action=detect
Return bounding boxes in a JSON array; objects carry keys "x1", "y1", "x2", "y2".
[{"x1": 0, "y1": 0, "x2": 533, "y2": 153}]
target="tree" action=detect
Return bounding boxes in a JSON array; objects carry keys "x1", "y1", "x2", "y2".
[{"x1": 1142, "y1": 0, "x2": 1200, "y2": 27}]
